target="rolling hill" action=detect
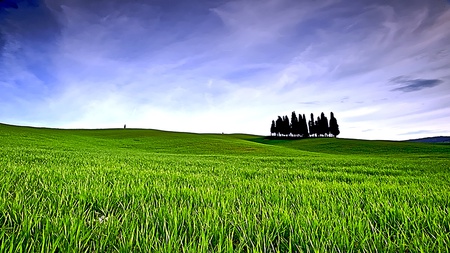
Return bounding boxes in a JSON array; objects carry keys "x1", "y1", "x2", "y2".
[
  {"x1": 1, "y1": 123, "x2": 448, "y2": 156},
  {"x1": 407, "y1": 136, "x2": 450, "y2": 143},
  {"x1": 1, "y1": 122, "x2": 449, "y2": 252}
]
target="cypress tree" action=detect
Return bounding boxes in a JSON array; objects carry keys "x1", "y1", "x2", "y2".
[
  {"x1": 301, "y1": 114, "x2": 309, "y2": 137},
  {"x1": 329, "y1": 112, "x2": 340, "y2": 137},
  {"x1": 316, "y1": 116, "x2": 321, "y2": 136},
  {"x1": 270, "y1": 120, "x2": 276, "y2": 136},
  {"x1": 276, "y1": 116, "x2": 283, "y2": 136},
  {"x1": 298, "y1": 114, "x2": 303, "y2": 137},
  {"x1": 270, "y1": 111, "x2": 338, "y2": 138},
  {"x1": 309, "y1": 113, "x2": 315, "y2": 137},
  {"x1": 320, "y1": 112, "x2": 329, "y2": 137},
  {"x1": 283, "y1": 115, "x2": 290, "y2": 136},
  {"x1": 291, "y1": 111, "x2": 298, "y2": 136}
]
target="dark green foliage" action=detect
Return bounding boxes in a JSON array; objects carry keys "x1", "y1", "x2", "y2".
[
  {"x1": 291, "y1": 111, "x2": 299, "y2": 136},
  {"x1": 271, "y1": 112, "x2": 336, "y2": 138},
  {"x1": 301, "y1": 114, "x2": 309, "y2": 137},
  {"x1": 270, "y1": 120, "x2": 276, "y2": 136},
  {"x1": 274, "y1": 115, "x2": 291, "y2": 137},
  {"x1": 309, "y1": 113, "x2": 316, "y2": 137},
  {"x1": 275, "y1": 116, "x2": 283, "y2": 136},
  {"x1": 329, "y1": 112, "x2": 340, "y2": 137},
  {"x1": 316, "y1": 112, "x2": 329, "y2": 137},
  {"x1": 283, "y1": 116, "x2": 290, "y2": 136}
]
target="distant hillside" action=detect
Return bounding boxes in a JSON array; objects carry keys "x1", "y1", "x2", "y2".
[
  {"x1": 250, "y1": 137, "x2": 450, "y2": 156},
  {"x1": 1, "y1": 123, "x2": 449, "y2": 157},
  {"x1": 407, "y1": 136, "x2": 450, "y2": 143}
]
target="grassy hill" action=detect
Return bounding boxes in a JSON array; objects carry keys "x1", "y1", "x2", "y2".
[
  {"x1": 407, "y1": 136, "x2": 450, "y2": 143},
  {"x1": 251, "y1": 136, "x2": 450, "y2": 156},
  {"x1": 1, "y1": 123, "x2": 449, "y2": 252},
  {"x1": 2, "y1": 123, "x2": 447, "y2": 156}
]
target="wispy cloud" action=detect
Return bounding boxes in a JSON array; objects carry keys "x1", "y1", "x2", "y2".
[
  {"x1": 0, "y1": 0, "x2": 449, "y2": 140},
  {"x1": 399, "y1": 130, "x2": 440, "y2": 136},
  {"x1": 390, "y1": 76, "x2": 443, "y2": 92}
]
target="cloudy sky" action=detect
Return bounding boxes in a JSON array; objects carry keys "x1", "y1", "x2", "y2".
[{"x1": 1, "y1": 0, "x2": 449, "y2": 140}]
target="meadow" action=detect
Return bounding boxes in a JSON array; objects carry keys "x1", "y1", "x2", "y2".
[{"x1": 0, "y1": 123, "x2": 449, "y2": 252}]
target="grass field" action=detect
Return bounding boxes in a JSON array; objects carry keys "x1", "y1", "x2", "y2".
[{"x1": 1, "y1": 123, "x2": 449, "y2": 252}]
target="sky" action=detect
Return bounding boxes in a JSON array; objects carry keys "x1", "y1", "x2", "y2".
[{"x1": 1, "y1": 0, "x2": 449, "y2": 140}]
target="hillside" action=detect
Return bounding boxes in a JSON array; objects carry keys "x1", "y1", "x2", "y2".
[
  {"x1": 0, "y1": 123, "x2": 298, "y2": 157},
  {"x1": 407, "y1": 136, "x2": 450, "y2": 143},
  {"x1": 2, "y1": 123, "x2": 448, "y2": 157},
  {"x1": 251, "y1": 137, "x2": 450, "y2": 156},
  {"x1": 1, "y1": 123, "x2": 450, "y2": 252}
]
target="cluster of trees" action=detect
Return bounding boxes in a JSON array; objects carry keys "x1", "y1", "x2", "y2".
[{"x1": 270, "y1": 111, "x2": 340, "y2": 137}]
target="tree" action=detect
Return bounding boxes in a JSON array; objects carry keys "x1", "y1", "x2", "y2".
[
  {"x1": 301, "y1": 114, "x2": 309, "y2": 137},
  {"x1": 269, "y1": 111, "x2": 338, "y2": 138},
  {"x1": 320, "y1": 112, "x2": 329, "y2": 137},
  {"x1": 270, "y1": 120, "x2": 276, "y2": 136},
  {"x1": 329, "y1": 112, "x2": 340, "y2": 137},
  {"x1": 276, "y1": 116, "x2": 283, "y2": 136},
  {"x1": 291, "y1": 111, "x2": 299, "y2": 136},
  {"x1": 316, "y1": 117, "x2": 321, "y2": 136},
  {"x1": 282, "y1": 116, "x2": 290, "y2": 136},
  {"x1": 309, "y1": 113, "x2": 316, "y2": 137},
  {"x1": 297, "y1": 114, "x2": 303, "y2": 137}
]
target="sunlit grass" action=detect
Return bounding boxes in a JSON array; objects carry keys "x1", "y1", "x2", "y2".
[{"x1": 1, "y1": 123, "x2": 449, "y2": 251}]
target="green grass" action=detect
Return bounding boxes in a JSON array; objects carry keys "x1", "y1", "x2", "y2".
[{"x1": 1, "y1": 123, "x2": 449, "y2": 252}]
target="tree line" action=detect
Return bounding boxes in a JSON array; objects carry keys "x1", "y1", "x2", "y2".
[{"x1": 270, "y1": 111, "x2": 340, "y2": 137}]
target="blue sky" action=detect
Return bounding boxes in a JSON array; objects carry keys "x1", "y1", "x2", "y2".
[{"x1": 1, "y1": 0, "x2": 449, "y2": 140}]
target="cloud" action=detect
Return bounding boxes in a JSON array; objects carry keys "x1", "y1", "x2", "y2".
[
  {"x1": 211, "y1": 0, "x2": 318, "y2": 46},
  {"x1": 298, "y1": 101, "x2": 319, "y2": 105},
  {"x1": 398, "y1": 130, "x2": 439, "y2": 136},
  {"x1": 1, "y1": 0, "x2": 450, "y2": 140},
  {"x1": 390, "y1": 76, "x2": 443, "y2": 92},
  {"x1": 0, "y1": 0, "x2": 61, "y2": 91}
]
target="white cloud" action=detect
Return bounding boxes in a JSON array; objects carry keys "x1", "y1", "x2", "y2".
[{"x1": 1, "y1": 0, "x2": 450, "y2": 140}]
